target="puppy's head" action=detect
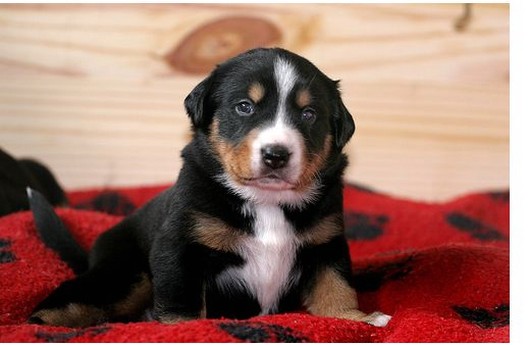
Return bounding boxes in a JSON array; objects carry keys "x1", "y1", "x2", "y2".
[{"x1": 185, "y1": 48, "x2": 355, "y2": 206}]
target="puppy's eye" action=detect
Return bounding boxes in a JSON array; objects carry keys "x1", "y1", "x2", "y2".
[
  {"x1": 235, "y1": 101, "x2": 255, "y2": 116},
  {"x1": 301, "y1": 107, "x2": 316, "y2": 123}
]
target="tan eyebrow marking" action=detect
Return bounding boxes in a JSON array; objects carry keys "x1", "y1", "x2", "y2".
[
  {"x1": 296, "y1": 89, "x2": 312, "y2": 108},
  {"x1": 248, "y1": 82, "x2": 265, "y2": 104}
]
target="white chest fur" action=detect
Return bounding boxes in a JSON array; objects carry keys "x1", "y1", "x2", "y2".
[{"x1": 215, "y1": 203, "x2": 300, "y2": 314}]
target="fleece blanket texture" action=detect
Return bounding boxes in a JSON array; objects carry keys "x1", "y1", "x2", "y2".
[{"x1": 0, "y1": 183, "x2": 509, "y2": 342}]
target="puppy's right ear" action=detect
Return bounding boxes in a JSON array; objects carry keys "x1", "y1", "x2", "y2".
[{"x1": 184, "y1": 73, "x2": 215, "y2": 129}]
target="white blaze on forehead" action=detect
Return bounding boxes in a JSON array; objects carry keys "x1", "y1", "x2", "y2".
[{"x1": 274, "y1": 57, "x2": 298, "y2": 123}]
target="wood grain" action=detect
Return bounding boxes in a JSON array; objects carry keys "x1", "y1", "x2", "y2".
[{"x1": 0, "y1": 4, "x2": 509, "y2": 201}]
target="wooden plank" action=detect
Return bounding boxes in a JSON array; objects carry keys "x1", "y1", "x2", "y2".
[{"x1": 0, "y1": 3, "x2": 509, "y2": 200}]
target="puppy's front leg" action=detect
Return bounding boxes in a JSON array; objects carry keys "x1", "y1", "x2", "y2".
[
  {"x1": 150, "y1": 236, "x2": 205, "y2": 324},
  {"x1": 304, "y1": 266, "x2": 391, "y2": 327}
]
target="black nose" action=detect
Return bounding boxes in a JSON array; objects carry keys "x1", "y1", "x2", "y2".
[{"x1": 261, "y1": 145, "x2": 290, "y2": 170}]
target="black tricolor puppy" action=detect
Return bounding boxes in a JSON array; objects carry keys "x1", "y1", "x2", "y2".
[{"x1": 28, "y1": 48, "x2": 391, "y2": 328}]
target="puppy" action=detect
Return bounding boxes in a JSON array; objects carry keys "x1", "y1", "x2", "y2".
[
  {"x1": 28, "y1": 48, "x2": 391, "y2": 328},
  {"x1": 0, "y1": 148, "x2": 66, "y2": 217}
]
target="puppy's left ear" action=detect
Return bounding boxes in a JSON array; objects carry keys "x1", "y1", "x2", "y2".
[
  {"x1": 333, "y1": 85, "x2": 356, "y2": 150},
  {"x1": 184, "y1": 73, "x2": 215, "y2": 130}
]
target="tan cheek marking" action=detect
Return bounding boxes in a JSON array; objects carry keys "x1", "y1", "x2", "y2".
[
  {"x1": 296, "y1": 134, "x2": 333, "y2": 192},
  {"x1": 296, "y1": 89, "x2": 312, "y2": 108},
  {"x1": 299, "y1": 213, "x2": 343, "y2": 246},
  {"x1": 31, "y1": 304, "x2": 106, "y2": 328},
  {"x1": 304, "y1": 267, "x2": 363, "y2": 319},
  {"x1": 192, "y1": 211, "x2": 248, "y2": 252},
  {"x1": 209, "y1": 119, "x2": 258, "y2": 182},
  {"x1": 248, "y1": 82, "x2": 265, "y2": 104}
]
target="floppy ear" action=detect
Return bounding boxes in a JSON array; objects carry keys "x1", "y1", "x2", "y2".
[
  {"x1": 184, "y1": 73, "x2": 215, "y2": 129},
  {"x1": 333, "y1": 91, "x2": 356, "y2": 151}
]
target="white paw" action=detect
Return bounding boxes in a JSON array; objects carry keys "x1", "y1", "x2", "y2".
[{"x1": 366, "y1": 311, "x2": 392, "y2": 327}]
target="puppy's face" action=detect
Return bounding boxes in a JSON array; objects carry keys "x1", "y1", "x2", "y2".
[{"x1": 185, "y1": 48, "x2": 355, "y2": 206}]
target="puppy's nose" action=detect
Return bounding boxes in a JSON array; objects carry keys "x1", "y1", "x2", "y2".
[{"x1": 261, "y1": 144, "x2": 290, "y2": 170}]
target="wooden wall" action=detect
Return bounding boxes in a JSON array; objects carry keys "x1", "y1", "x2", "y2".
[{"x1": 0, "y1": 4, "x2": 509, "y2": 201}]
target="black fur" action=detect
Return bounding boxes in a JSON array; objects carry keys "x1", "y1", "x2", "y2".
[
  {"x1": 29, "y1": 48, "x2": 361, "y2": 326},
  {"x1": 0, "y1": 148, "x2": 67, "y2": 217},
  {"x1": 27, "y1": 188, "x2": 87, "y2": 274}
]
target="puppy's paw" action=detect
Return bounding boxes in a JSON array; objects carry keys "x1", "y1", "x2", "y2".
[
  {"x1": 29, "y1": 304, "x2": 106, "y2": 328},
  {"x1": 364, "y1": 311, "x2": 392, "y2": 327},
  {"x1": 332, "y1": 309, "x2": 391, "y2": 327}
]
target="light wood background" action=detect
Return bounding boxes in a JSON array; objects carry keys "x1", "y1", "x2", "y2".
[{"x1": 0, "y1": 3, "x2": 509, "y2": 201}]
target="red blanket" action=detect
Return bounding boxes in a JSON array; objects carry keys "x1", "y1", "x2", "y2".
[{"x1": 0, "y1": 184, "x2": 509, "y2": 342}]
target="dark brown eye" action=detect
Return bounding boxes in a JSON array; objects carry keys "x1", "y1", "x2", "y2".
[
  {"x1": 301, "y1": 107, "x2": 316, "y2": 123},
  {"x1": 235, "y1": 100, "x2": 255, "y2": 116}
]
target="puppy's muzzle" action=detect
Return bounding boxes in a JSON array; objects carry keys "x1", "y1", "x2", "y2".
[{"x1": 261, "y1": 144, "x2": 291, "y2": 170}]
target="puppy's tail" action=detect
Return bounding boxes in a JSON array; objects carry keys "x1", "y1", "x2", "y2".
[{"x1": 27, "y1": 187, "x2": 88, "y2": 274}]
